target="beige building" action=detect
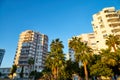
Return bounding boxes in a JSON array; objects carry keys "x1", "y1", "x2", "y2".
[
  {"x1": 14, "y1": 30, "x2": 48, "y2": 77},
  {"x1": 69, "y1": 7, "x2": 120, "y2": 61},
  {"x1": 92, "y1": 7, "x2": 120, "y2": 50}
]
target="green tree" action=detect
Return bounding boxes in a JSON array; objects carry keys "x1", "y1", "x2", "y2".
[
  {"x1": 106, "y1": 34, "x2": 120, "y2": 52},
  {"x1": 100, "y1": 49, "x2": 117, "y2": 66},
  {"x1": 40, "y1": 67, "x2": 52, "y2": 80},
  {"x1": 90, "y1": 60, "x2": 113, "y2": 77},
  {"x1": 45, "y1": 38, "x2": 65, "y2": 80},
  {"x1": 10, "y1": 65, "x2": 17, "y2": 79},
  {"x1": 69, "y1": 37, "x2": 93, "y2": 80},
  {"x1": 28, "y1": 57, "x2": 34, "y2": 78},
  {"x1": 90, "y1": 49, "x2": 120, "y2": 78},
  {"x1": 64, "y1": 60, "x2": 80, "y2": 80}
]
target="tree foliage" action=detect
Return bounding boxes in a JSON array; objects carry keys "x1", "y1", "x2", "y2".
[
  {"x1": 69, "y1": 37, "x2": 93, "y2": 80},
  {"x1": 106, "y1": 34, "x2": 120, "y2": 52},
  {"x1": 45, "y1": 38, "x2": 65, "y2": 80},
  {"x1": 10, "y1": 65, "x2": 17, "y2": 79}
]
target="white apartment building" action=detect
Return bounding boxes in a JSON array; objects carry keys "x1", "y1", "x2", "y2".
[
  {"x1": 92, "y1": 7, "x2": 120, "y2": 50},
  {"x1": 69, "y1": 7, "x2": 120, "y2": 61},
  {"x1": 14, "y1": 30, "x2": 48, "y2": 77},
  {"x1": 69, "y1": 33, "x2": 96, "y2": 61}
]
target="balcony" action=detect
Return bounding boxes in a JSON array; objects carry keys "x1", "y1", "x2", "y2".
[
  {"x1": 105, "y1": 13, "x2": 118, "y2": 17},
  {"x1": 107, "y1": 18, "x2": 120, "y2": 22},
  {"x1": 109, "y1": 23, "x2": 120, "y2": 27},
  {"x1": 20, "y1": 54, "x2": 28, "y2": 57},
  {"x1": 111, "y1": 28, "x2": 120, "y2": 33}
]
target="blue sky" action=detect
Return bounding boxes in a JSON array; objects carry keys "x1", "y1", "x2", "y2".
[{"x1": 0, "y1": 0, "x2": 120, "y2": 67}]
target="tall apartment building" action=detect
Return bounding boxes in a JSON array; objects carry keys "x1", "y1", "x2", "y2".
[
  {"x1": 0, "y1": 49, "x2": 5, "y2": 66},
  {"x1": 68, "y1": 33, "x2": 96, "y2": 61},
  {"x1": 14, "y1": 30, "x2": 48, "y2": 74},
  {"x1": 92, "y1": 7, "x2": 120, "y2": 50}
]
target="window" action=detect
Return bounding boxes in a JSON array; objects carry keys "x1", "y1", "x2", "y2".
[
  {"x1": 91, "y1": 43, "x2": 96, "y2": 45},
  {"x1": 103, "y1": 34, "x2": 107, "y2": 38},
  {"x1": 102, "y1": 30, "x2": 106, "y2": 33},
  {"x1": 100, "y1": 25, "x2": 105, "y2": 28},
  {"x1": 97, "y1": 41, "x2": 99, "y2": 43}
]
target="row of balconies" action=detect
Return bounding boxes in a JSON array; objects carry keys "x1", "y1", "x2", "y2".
[
  {"x1": 107, "y1": 18, "x2": 120, "y2": 22},
  {"x1": 106, "y1": 13, "x2": 118, "y2": 17},
  {"x1": 109, "y1": 23, "x2": 120, "y2": 27},
  {"x1": 111, "y1": 28, "x2": 120, "y2": 33},
  {"x1": 104, "y1": 9, "x2": 115, "y2": 13}
]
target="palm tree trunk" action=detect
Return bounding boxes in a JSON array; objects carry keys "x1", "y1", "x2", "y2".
[
  {"x1": 57, "y1": 67, "x2": 59, "y2": 80},
  {"x1": 83, "y1": 62, "x2": 88, "y2": 80},
  {"x1": 53, "y1": 68, "x2": 57, "y2": 80},
  {"x1": 113, "y1": 45, "x2": 116, "y2": 52}
]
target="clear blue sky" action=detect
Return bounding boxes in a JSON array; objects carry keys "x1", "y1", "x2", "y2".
[{"x1": 0, "y1": 0, "x2": 120, "y2": 67}]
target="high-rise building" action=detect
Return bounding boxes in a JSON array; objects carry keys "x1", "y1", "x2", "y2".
[
  {"x1": 14, "y1": 30, "x2": 48, "y2": 75},
  {"x1": 0, "y1": 49, "x2": 5, "y2": 66},
  {"x1": 68, "y1": 7, "x2": 120, "y2": 61},
  {"x1": 68, "y1": 33, "x2": 96, "y2": 61},
  {"x1": 92, "y1": 7, "x2": 120, "y2": 50}
]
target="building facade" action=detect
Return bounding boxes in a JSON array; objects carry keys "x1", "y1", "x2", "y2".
[
  {"x1": 0, "y1": 49, "x2": 5, "y2": 66},
  {"x1": 13, "y1": 30, "x2": 48, "y2": 77},
  {"x1": 92, "y1": 7, "x2": 120, "y2": 50},
  {"x1": 0, "y1": 67, "x2": 10, "y2": 78},
  {"x1": 69, "y1": 7, "x2": 120, "y2": 61}
]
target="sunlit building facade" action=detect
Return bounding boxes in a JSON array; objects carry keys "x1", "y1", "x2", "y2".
[
  {"x1": 69, "y1": 7, "x2": 120, "y2": 60},
  {"x1": 92, "y1": 7, "x2": 120, "y2": 50},
  {"x1": 14, "y1": 30, "x2": 48, "y2": 77}
]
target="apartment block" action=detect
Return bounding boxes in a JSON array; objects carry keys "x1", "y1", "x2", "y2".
[
  {"x1": 92, "y1": 7, "x2": 120, "y2": 50},
  {"x1": 0, "y1": 49, "x2": 5, "y2": 66},
  {"x1": 0, "y1": 67, "x2": 10, "y2": 78},
  {"x1": 13, "y1": 30, "x2": 48, "y2": 77}
]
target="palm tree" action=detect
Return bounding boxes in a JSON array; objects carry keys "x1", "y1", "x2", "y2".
[
  {"x1": 106, "y1": 34, "x2": 120, "y2": 52},
  {"x1": 45, "y1": 38, "x2": 65, "y2": 80},
  {"x1": 100, "y1": 49, "x2": 117, "y2": 66},
  {"x1": 69, "y1": 37, "x2": 93, "y2": 80},
  {"x1": 100, "y1": 48, "x2": 120, "y2": 78},
  {"x1": 64, "y1": 60, "x2": 80, "y2": 79},
  {"x1": 10, "y1": 65, "x2": 17, "y2": 79}
]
